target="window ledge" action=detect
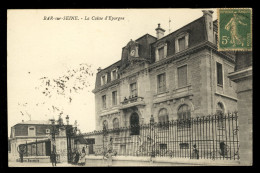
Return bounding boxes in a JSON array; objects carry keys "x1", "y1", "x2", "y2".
[
  {"x1": 217, "y1": 84, "x2": 223, "y2": 88},
  {"x1": 175, "y1": 84, "x2": 192, "y2": 91},
  {"x1": 154, "y1": 90, "x2": 169, "y2": 97}
]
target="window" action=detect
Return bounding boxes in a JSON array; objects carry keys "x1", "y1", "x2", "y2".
[
  {"x1": 214, "y1": 32, "x2": 218, "y2": 44},
  {"x1": 130, "y1": 82, "x2": 137, "y2": 97},
  {"x1": 113, "y1": 118, "x2": 120, "y2": 135},
  {"x1": 157, "y1": 73, "x2": 166, "y2": 93},
  {"x1": 112, "y1": 91, "x2": 117, "y2": 106},
  {"x1": 158, "y1": 47, "x2": 165, "y2": 60},
  {"x1": 216, "y1": 102, "x2": 225, "y2": 128},
  {"x1": 178, "y1": 104, "x2": 191, "y2": 120},
  {"x1": 177, "y1": 104, "x2": 191, "y2": 128},
  {"x1": 216, "y1": 102, "x2": 224, "y2": 115},
  {"x1": 160, "y1": 144, "x2": 167, "y2": 150},
  {"x1": 103, "y1": 120, "x2": 108, "y2": 130},
  {"x1": 46, "y1": 129, "x2": 50, "y2": 134},
  {"x1": 102, "y1": 95, "x2": 106, "y2": 109},
  {"x1": 177, "y1": 65, "x2": 188, "y2": 88},
  {"x1": 178, "y1": 36, "x2": 186, "y2": 52},
  {"x1": 111, "y1": 69, "x2": 118, "y2": 81},
  {"x1": 179, "y1": 143, "x2": 189, "y2": 149},
  {"x1": 216, "y1": 62, "x2": 223, "y2": 86},
  {"x1": 130, "y1": 113, "x2": 140, "y2": 135},
  {"x1": 158, "y1": 108, "x2": 169, "y2": 129},
  {"x1": 175, "y1": 33, "x2": 189, "y2": 53},
  {"x1": 113, "y1": 118, "x2": 119, "y2": 129},
  {"x1": 28, "y1": 126, "x2": 35, "y2": 136},
  {"x1": 101, "y1": 74, "x2": 107, "y2": 85},
  {"x1": 156, "y1": 43, "x2": 167, "y2": 62}
]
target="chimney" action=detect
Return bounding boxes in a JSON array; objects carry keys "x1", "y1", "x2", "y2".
[
  {"x1": 97, "y1": 67, "x2": 102, "y2": 72},
  {"x1": 202, "y1": 10, "x2": 214, "y2": 43},
  {"x1": 155, "y1": 23, "x2": 165, "y2": 39}
]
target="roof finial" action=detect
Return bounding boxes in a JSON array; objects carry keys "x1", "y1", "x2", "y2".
[{"x1": 169, "y1": 17, "x2": 171, "y2": 34}]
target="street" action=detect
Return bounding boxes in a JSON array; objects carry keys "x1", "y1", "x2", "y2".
[{"x1": 8, "y1": 161, "x2": 81, "y2": 167}]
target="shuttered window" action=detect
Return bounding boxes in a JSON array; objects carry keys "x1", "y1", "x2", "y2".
[
  {"x1": 177, "y1": 65, "x2": 188, "y2": 88},
  {"x1": 178, "y1": 37, "x2": 186, "y2": 52},
  {"x1": 157, "y1": 73, "x2": 166, "y2": 93},
  {"x1": 130, "y1": 83, "x2": 137, "y2": 97},
  {"x1": 158, "y1": 47, "x2": 165, "y2": 60}
]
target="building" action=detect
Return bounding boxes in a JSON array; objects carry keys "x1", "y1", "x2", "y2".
[
  {"x1": 9, "y1": 119, "x2": 74, "y2": 163},
  {"x1": 93, "y1": 10, "x2": 237, "y2": 131},
  {"x1": 228, "y1": 51, "x2": 252, "y2": 165},
  {"x1": 90, "y1": 10, "x2": 239, "y2": 158}
]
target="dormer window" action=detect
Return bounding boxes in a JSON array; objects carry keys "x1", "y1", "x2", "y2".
[
  {"x1": 28, "y1": 126, "x2": 36, "y2": 136},
  {"x1": 101, "y1": 73, "x2": 107, "y2": 86},
  {"x1": 155, "y1": 43, "x2": 167, "y2": 61},
  {"x1": 178, "y1": 37, "x2": 186, "y2": 51},
  {"x1": 175, "y1": 33, "x2": 189, "y2": 53},
  {"x1": 214, "y1": 31, "x2": 218, "y2": 44},
  {"x1": 111, "y1": 69, "x2": 118, "y2": 81}
]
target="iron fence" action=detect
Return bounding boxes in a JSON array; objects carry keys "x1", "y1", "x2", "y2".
[{"x1": 83, "y1": 113, "x2": 239, "y2": 160}]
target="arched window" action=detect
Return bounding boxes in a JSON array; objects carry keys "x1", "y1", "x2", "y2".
[
  {"x1": 113, "y1": 118, "x2": 120, "y2": 135},
  {"x1": 216, "y1": 102, "x2": 225, "y2": 128},
  {"x1": 130, "y1": 113, "x2": 140, "y2": 135},
  {"x1": 177, "y1": 104, "x2": 191, "y2": 128},
  {"x1": 177, "y1": 104, "x2": 191, "y2": 120},
  {"x1": 103, "y1": 120, "x2": 108, "y2": 130},
  {"x1": 113, "y1": 118, "x2": 119, "y2": 129},
  {"x1": 216, "y1": 102, "x2": 224, "y2": 115},
  {"x1": 158, "y1": 108, "x2": 169, "y2": 129}
]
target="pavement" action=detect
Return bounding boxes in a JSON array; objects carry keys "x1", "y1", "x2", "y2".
[{"x1": 8, "y1": 161, "x2": 81, "y2": 167}]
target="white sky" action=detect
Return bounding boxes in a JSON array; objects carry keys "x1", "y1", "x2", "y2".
[{"x1": 7, "y1": 9, "x2": 217, "y2": 136}]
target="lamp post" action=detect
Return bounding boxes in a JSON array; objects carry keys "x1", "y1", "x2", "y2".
[{"x1": 65, "y1": 115, "x2": 72, "y2": 163}]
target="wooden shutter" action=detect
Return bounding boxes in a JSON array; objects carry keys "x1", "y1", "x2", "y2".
[{"x1": 178, "y1": 65, "x2": 187, "y2": 88}]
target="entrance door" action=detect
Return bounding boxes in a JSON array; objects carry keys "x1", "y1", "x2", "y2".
[
  {"x1": 89, "y1": 144, "x2": 94, "y2": 154},
  {"x1": 130, "y1": 112, "x2": 140, "y2": 135}
]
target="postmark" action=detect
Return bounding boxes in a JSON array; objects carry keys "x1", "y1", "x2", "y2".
[{"x1": 218, "y1": 8, "x2": 252, "y2": 51}]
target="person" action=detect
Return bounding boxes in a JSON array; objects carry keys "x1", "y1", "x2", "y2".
[
  {"x1": 82, "y1": 147, "x2": 86, "y2": 155},
  {"x1": 74, "y1": 149, "x2": 80, "y2": 165},
  {"x1": 50, "y1": 151, "x2": 57, "y2": 167},
  {"x1": 19, "y1": 148, "x2": 24, "y2": 163},
  {"x1": 191, "y1": 144, "x2": 199, "y2": 159},
  {"x1": 105, "y1": 149, "x2": 113, "y2": 167},
  {"x1": 78, "y1": 147, "x2": 86, "y2": 166}
]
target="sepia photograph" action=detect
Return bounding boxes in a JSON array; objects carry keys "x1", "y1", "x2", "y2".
[{"x1": 7, "y1": 8, "x2": 252, "y2": 167}]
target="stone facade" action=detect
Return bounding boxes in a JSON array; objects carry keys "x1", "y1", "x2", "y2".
[
  {"x1": 228, "y1": 51, "x2": 252, "y2": 165},
  {"x1": 92, "y1": 10, "x2": 238, "y2": 132}
]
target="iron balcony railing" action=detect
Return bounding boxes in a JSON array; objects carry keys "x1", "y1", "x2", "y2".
[{"x1": 82, "y1": 113, "x2": 239, "y2": 160}]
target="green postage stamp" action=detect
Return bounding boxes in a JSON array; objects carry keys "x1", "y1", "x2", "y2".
[{"x1": 218, "y1": 8, "x2": 252, "y2": 51}]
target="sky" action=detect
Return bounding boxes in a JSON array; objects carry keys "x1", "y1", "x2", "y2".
[{"x1": 7, "y1": 8, "x2": 217, "y2": 136}]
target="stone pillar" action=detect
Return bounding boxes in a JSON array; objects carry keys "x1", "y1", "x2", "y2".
[{"x1": 229, "y1": 66, "x2": 252, "y2": 165}]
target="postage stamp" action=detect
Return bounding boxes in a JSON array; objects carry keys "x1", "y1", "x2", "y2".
[{"x1": 218, "y1": 8, "x2": 252, "y2": 51}]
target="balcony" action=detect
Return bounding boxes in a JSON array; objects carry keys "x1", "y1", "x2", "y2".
[{"x1": 119, "y1": 96, "x2": 145, "y2": 109}]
